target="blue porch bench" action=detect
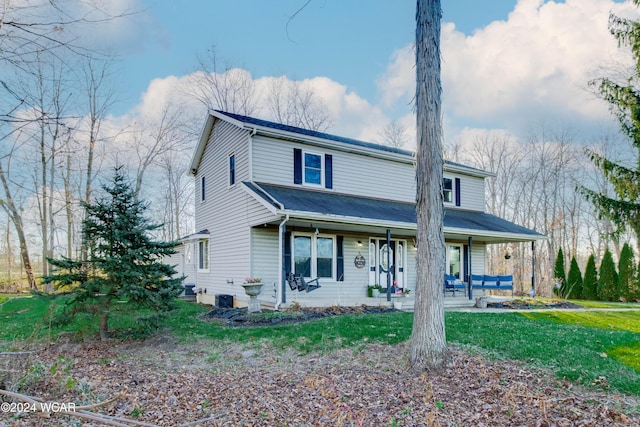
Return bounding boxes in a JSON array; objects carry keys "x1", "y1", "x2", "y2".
[
  {"x1": 471, "y1": 274, "x2": 514, "y2": 296},
  {"x1": 444, "y1": 274, "x2": 467, "y2": 297}
]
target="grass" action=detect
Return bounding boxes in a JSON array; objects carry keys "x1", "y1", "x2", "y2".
[
  {"x1": 0, "y1": 293, "x2": 25, "y2": 305},
  {"x1": 446, "y1": 311, "x2": 640, "y2": 395},
  {"x1": 1, "y1": 295, "x2": 639, "y2": 396},
  {"x1": 570, "y1": 299, "x2": 640, "y2": 309}
]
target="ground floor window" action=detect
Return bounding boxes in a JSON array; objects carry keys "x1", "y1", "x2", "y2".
[
  {"x1": 198, "y1": 239, "x2": 209, "y2": 271},
  {"x1": 447, "y1": 244, "x2": 462, "y2": 279},
  {"x1": 293, "y1": 233, "x2": 335, "y2": 279}
]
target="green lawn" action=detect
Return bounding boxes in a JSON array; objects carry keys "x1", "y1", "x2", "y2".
[{"x1": 1, "y1": 296, "x2": 639, "y2": 397}]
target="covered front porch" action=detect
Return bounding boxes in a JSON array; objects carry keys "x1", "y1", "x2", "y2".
[{"x1": 242, "y1": 182, "x2": 545, "y2": 310}]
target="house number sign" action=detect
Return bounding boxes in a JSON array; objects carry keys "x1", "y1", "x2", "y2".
[{"x1": 354, "y1": 254, "x2": 366, "y2": 269}]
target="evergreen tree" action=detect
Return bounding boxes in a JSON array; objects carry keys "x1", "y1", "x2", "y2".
[
  {"x1": 598, "y1": 249, "x2": 619, "y2": 301},
  {"x1": 578, "y1": 3, "x2": 640, "y2": 255},
  {"x1": 44, "y1": 168, "x2": 184, "y2": 340},
  {"x1": 618, "y1": 243, "x2": 637, "y2": 301},
  {"x1": 553, "y1": 248, "x2": 567, "y2": 296},
  {"x1": 582, "y1": 254, "x2": 599, "y2": 300},
  {"x1": 566, "y1": 256, "x2": 583, "y2": 299}
]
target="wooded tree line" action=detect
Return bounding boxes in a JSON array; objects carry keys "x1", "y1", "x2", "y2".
[
  {"x1": 2, "y1": 0, "x2": 640, "y2": 303},
  {"x1": 0, "y1": 1, "x2": 340, "y2": 290}
]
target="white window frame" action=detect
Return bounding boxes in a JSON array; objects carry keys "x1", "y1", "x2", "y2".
[
  {"x1": 443, "y1": 176, "x2": 454, "y2": 205},
  {"x1": 292, "y1": 232, "x2": 336, "y2": 280},
  {"x1": 185, "y1": 243, "x2": 192, "y2": 265},
  {"x1": 446, "y1": 244, "x2": 462, "y2": 280},
  {"x1": 200, "y1": 175, "x2": 206, "y2": 202},
  {"x1": 198, "y1": 239, "x2": 209, "y2": 272},
  {"x1": 302, "y1": 150, "x2": 324, "y2": 187}
]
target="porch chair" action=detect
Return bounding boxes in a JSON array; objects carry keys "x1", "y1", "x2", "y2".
[{"x1": 286, "y1": 273, "x2": 321, "y2": 293}]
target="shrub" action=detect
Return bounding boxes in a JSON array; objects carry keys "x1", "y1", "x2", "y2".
[
  {"x1": 618, "y1": 243, "x2": 637, "y2": 302},
  {"x1": 598, "y1": 249, "x2": 618, "y2": 301},
  {"x1": 582, "y1": 255, "x2": 598, "y2": 300},
  {"x1": 553, "y1": 248, "x2": 567, "y2": 296},
  {"x1": 566, "y1": 256, "x2": 583, "y2": 299}
]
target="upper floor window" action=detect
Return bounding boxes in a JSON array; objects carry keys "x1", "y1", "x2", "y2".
[
  {"x1": 229, "y1": 153, "x2": 236, "y2": 186},
  {"x1": 443, "y1": 177, "x2": 461, "y2": 206},
  {"x1": 201, "y1": 176, "x2": 206, "y2": 202},
  {"x1": 443, "y1": 178, "x2": 453, "y2": 204},
  {"x1": 293, "y1": 148, "x2": 333, "y2": 189},
  {"x1": 304, "y1": 152, "x2": 323, "y2": 186}
]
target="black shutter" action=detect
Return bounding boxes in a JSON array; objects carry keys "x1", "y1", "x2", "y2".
[
  {"x1": 336, "y1": 235, "x2": 344, "y2": 281},
  {"x1": 293, "y1": 149, "x2": 302, "y2": 184},
  {"x1": 325, "y1": 154, "x2": 333, "y2": 189},
  {"x1": 284, "y1": 231, "x2": 292, "y2": 275},
  {"x1": 455, "y1": 177, "x2": 461, "y2": 206}
]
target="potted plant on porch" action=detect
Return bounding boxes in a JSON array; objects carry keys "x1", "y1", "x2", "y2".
[{"x1": 242, "y1": 277, "x2": 263, "y2": 313}]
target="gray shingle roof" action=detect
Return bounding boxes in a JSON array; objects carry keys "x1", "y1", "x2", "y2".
[
  {"x1": 244, "y1": 182, "x2": 543, "y2": 239},
  {"x1": 217, "y1": 110, "x2": 413, "y2": 156}
]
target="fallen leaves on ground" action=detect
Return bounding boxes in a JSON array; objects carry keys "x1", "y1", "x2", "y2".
[{"x1": 1, "y1": 336, "x2": 639, "y2": 426}]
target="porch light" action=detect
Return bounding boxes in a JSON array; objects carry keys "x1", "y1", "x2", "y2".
[{"x1": 357, "y1": 240, "x2": 363, "y2": 247}]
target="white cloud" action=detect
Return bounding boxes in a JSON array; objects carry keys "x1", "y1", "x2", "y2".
[{"x1": 377, "y1": 0, "x2": 638, "y2": 139}]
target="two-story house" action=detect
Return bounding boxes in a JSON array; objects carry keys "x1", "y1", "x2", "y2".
[{"x1": 175, "y1": 110, "x2": 544, "y2": 309}]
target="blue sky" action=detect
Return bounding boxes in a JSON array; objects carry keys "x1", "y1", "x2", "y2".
[
  {"x1": 119, "y1": 0, "x2": 519, "y2": 113},
  {"x1": 105, "y1": 0, "x2": 635, "y2": 147}
]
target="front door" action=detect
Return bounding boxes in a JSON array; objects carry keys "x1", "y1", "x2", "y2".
[{"x1": 369, "y1": 238, "x2": 406, "y2": 291}]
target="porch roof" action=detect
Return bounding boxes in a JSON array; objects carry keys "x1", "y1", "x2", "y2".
[{"x1": 243, "y1": 182, "x2": 545, "y2": 242}]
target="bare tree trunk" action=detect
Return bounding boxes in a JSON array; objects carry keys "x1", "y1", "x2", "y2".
[
  {"x1": 80, "y1": 59, "x2": 113, "y2": 261},
  {"x1": 64, "y1": 151, "x2": 74, "y2": 259},
  {"x1": 5, "y1": 217, "x2": 11, "y2": 285},
  {"x1": 0, "y1": 161, "x2": 36, "y2": 290},
  {"x1": 410, "y1": 0, "x2": 447, "y2": 371}
]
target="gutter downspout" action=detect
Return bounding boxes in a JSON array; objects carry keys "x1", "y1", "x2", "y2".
[
  {"x1": 275, "y1": 214, "x2": 289, "y2": 311},
  {"x1": 248, "y1": 127, "x2": 257, "y2": 181}
]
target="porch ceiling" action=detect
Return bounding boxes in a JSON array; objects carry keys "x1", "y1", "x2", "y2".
[{"x1": 243, "y1": 182, "x2": 545, "y2": 243}]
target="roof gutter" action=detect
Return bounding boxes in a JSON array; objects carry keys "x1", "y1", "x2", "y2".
[{"x1": 275, "y1": 214, "x2": 289, "y2": 311}]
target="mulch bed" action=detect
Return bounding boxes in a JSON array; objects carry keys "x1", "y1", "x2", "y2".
[
  {"x1": 487, "y1": 300, "x2": 583, "y2": 310},
  {"x1": 203, "y1": 305, "x2": 397, "y2": 326}
]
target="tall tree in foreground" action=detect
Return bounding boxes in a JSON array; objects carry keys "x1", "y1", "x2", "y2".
[
  {"x1": 579, "y1": 1, "x2": 640, "y2": 255},
  {"x1": 410, "y1": 0, "x2": 447, "y2": 371},
  {"x1": 44, "y1": 168, "x2": 184, "y2": 340}
]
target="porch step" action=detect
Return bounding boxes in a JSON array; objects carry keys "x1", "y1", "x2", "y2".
[{"x1": 397, "y1": 297, "x2": 476, "y2": 311}]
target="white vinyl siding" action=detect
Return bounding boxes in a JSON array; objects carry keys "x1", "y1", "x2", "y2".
[
  {"x1": 193, "y1": 120, "x2": 270, "y2": 298},
  {"x1": 457, "y1": 175, "x2": 485, "y2": 212},
  {"x1": 251, "y1": 136, "x2": 416, "y2": 202}
]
